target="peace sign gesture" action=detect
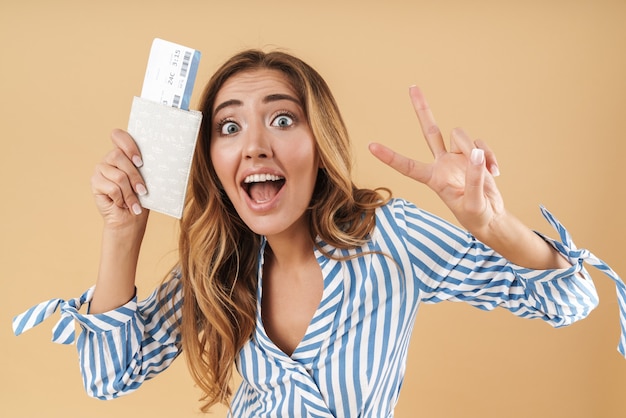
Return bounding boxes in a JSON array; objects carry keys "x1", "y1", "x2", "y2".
[{"x1": 369, "y1": 86, "x2": 503, "y2": 239}]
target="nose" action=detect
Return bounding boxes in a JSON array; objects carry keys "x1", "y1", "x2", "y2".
[{"x1": 244, "y1": 122, "x2": 273, "y2": 160}]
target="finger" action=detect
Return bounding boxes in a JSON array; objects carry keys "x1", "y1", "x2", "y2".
[
  {"x1": 111, "y1": 129, "x2": 143, "y2": 167},
  {"x1": 452, "y1": 130, "x2": 501, "y2": 177},
  {"x1": 369, "y1": 142, "x2": 431, "y2": 184},
  {"x1": 92, "y1": 169, "x2": 127, "y2": 208},
  {"x1": 449, "y1": 127, "x2": 475, "y2": 156},
  {"x1": 474, "y1": 139, "x2": 500, "y2": 177},
  {"x1": 93, "y1": 163, "x2": 144, "y2": 215},
  {"x1": 409, "y1": 86, "x2": 446, "y2": 158},
  {"x1": 103, "y1": 148, "x2": 147, "y2": 197},
  {"x1": 464, "y1": 148, "x2": 487, "y2": 215}
]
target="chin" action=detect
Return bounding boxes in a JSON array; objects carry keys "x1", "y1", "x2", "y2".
[{"x1": 242, "y1": 213, "x2": 308, "y2": 239}]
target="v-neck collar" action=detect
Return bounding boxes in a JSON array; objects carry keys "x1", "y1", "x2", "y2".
[{"x1": 254, "y1": 236, "x2": 345, "y2": 367}]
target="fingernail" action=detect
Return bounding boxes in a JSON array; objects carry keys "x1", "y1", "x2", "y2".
[
  {"x1": 490, "y1": 164, "x2": 501, "y2": 177},
  {"x1": 136, "y1": 183, "x2": 148, "y2": 196},
  {"x1": 132, "y1": 203, "x2": 142, "y2": 215},
  {"x1": 132, "y1": 155, "x2": 143, "y2": 167},
  {"x1": 470, "y1": 148, "x2": 484, "y2": 165}
]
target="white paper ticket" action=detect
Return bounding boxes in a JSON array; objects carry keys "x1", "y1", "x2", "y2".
[{"x1": 140, "y1": 38, "x2": 201, "y2": 110}]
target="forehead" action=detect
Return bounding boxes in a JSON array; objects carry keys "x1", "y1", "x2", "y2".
[{"x1": 214, "y1": 69, "x2": 299, "y2": 109}]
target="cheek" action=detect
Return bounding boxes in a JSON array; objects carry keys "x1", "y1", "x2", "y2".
[
  {"x1": 303, "y1": 145, "x2": 320, "y2": 180},
  {"x1": 294, "y1": 153, "x2": 320, "y2": 200},
  {"x1": 288, "y1": 134, "x2": 318, "y2": 167},
  {"x1": 210, "y1": 144, "x2": 234, "y2": 182},
  {"x1": 211, "y1": 156, "x2": 240, "y2": 204}
]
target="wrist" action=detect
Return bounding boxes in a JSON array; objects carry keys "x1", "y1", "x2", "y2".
[
  {"x1": 469, "y1": 208, "x2": 511, "y2": 246},
  {"x1": 472, "y1": 210, "x2": 569, "y2": 270},
  {"x1": 102, "y1": 218, "x2": 147, "y2": 242},
  {"x1": 92, "y1": 221, "x2": 145, "y2": 314}
]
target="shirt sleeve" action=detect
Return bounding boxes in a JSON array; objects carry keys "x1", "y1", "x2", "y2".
[
  {"x1": 79, "y1": 272, "x2": 183, "y2": 399},
  {"x1": 12, "y1": 270, "x2": 184, "y2": 400},
  {"x1": 387, "y1": 199, "x2": 617, "y2": 330}
]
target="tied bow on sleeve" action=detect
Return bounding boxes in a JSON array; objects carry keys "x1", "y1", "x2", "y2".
[
  {"x1": 540, "y1": 206, "x2": 626, "y2": 358},
  {"x1": 12, "y1": 286, "x2": 95, "y2": 345}
]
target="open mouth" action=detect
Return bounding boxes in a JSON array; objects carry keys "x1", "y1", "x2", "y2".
[{"x1": 242, "y1": 173, "x2": 286, "y2": 204}]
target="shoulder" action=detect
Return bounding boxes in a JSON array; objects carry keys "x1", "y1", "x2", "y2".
[
  {"x1": 371, "y1": 197, "x2": 420, "y2": 242},
  {"x1": 374, "y1": 197, "x2": 463, "y2": 241},
  {"x1": 375, "y1": 197, "x2": 420, "y2": 226}
]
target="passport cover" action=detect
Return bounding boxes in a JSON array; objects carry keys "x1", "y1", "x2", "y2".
[{"x1": 127, "y1": 96, "x2": 202, "y2": 219}]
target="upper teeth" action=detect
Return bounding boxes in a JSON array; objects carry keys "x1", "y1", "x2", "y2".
[{"x1": 243, "y1": 173, "x2": 284, "y2": 183}]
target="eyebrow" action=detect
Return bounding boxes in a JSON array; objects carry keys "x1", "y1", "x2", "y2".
[
  {"x1": 213, "y1": 93, "x2": 301, "y2": 117},
  {"x1": 213, "y1": 99, "x2": 242, "y2": 116},
  {"x1": 263, "y1": 94, "x2": 300, "y2": 106}
]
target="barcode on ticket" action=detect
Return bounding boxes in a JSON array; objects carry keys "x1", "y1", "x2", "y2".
[{"x1": 180, "y1": 51, "x2": 192, "y2": 77}]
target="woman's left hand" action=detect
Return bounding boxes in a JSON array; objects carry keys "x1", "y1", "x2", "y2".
[{"x1": 369, "y1": 86, "x2": 503, "y2": 238}]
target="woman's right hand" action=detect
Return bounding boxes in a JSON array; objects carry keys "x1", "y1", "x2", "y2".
[
  {"x1": 90, "y1": 129, "x2": 149, "y2": 313},
  {"x1": 91, "y1": 129, "x2": 149, "y2": 229}
]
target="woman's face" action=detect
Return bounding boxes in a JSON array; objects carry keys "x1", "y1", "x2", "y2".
[{"x1": 210, "y1": 69, "x2": 319, "y2": 241}]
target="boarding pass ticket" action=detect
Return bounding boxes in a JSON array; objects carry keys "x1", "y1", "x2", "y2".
[{"x1": 140, "y1": 38, "x2": 201, "y2": 110}]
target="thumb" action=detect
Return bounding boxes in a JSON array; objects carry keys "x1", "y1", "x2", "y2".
[{"x1": 464, "y1": 148, "x2": 487, "y2": 214}]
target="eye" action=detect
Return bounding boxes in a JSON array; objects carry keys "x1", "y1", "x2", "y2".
[
  {"x1": 271, "y1": 113, "x2": 294, "y2": 128},
  {"x1": 218, "y1": 120, "x2": 240, "y2": 135}
]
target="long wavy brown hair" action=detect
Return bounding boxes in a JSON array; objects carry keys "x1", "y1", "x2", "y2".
[{"x1": 177, "y1": 49, "x2": 390, "y2": 412}]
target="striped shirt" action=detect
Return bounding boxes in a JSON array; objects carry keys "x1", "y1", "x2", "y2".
[{"x1": 13, "y1": 199, "x2": 626, "y2": 417}]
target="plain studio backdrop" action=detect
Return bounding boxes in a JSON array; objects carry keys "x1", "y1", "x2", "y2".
[{"x1": 2, "y1": 1, "x2": 624, "y2": 417}]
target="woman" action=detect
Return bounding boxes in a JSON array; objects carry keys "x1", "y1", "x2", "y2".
[{"x1": 14, "y1": 50, "x2": 622, "y2": 417}]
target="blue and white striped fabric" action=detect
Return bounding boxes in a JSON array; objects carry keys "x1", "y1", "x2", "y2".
[
  {"x1": 13, "y1": 199, "x2": 624, "y2": 417},
  {"x1": 13, "y1": 275, "x2": 184, "y2": 399}
]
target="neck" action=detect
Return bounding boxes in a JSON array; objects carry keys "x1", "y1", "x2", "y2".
[{"x1": 265, "y1": 229, "x2": 315, "y2": 270}]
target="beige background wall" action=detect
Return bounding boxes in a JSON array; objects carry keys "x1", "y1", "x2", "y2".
[{"x1": 2, "y1": 0, "x2": 624, "y2": 417}]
